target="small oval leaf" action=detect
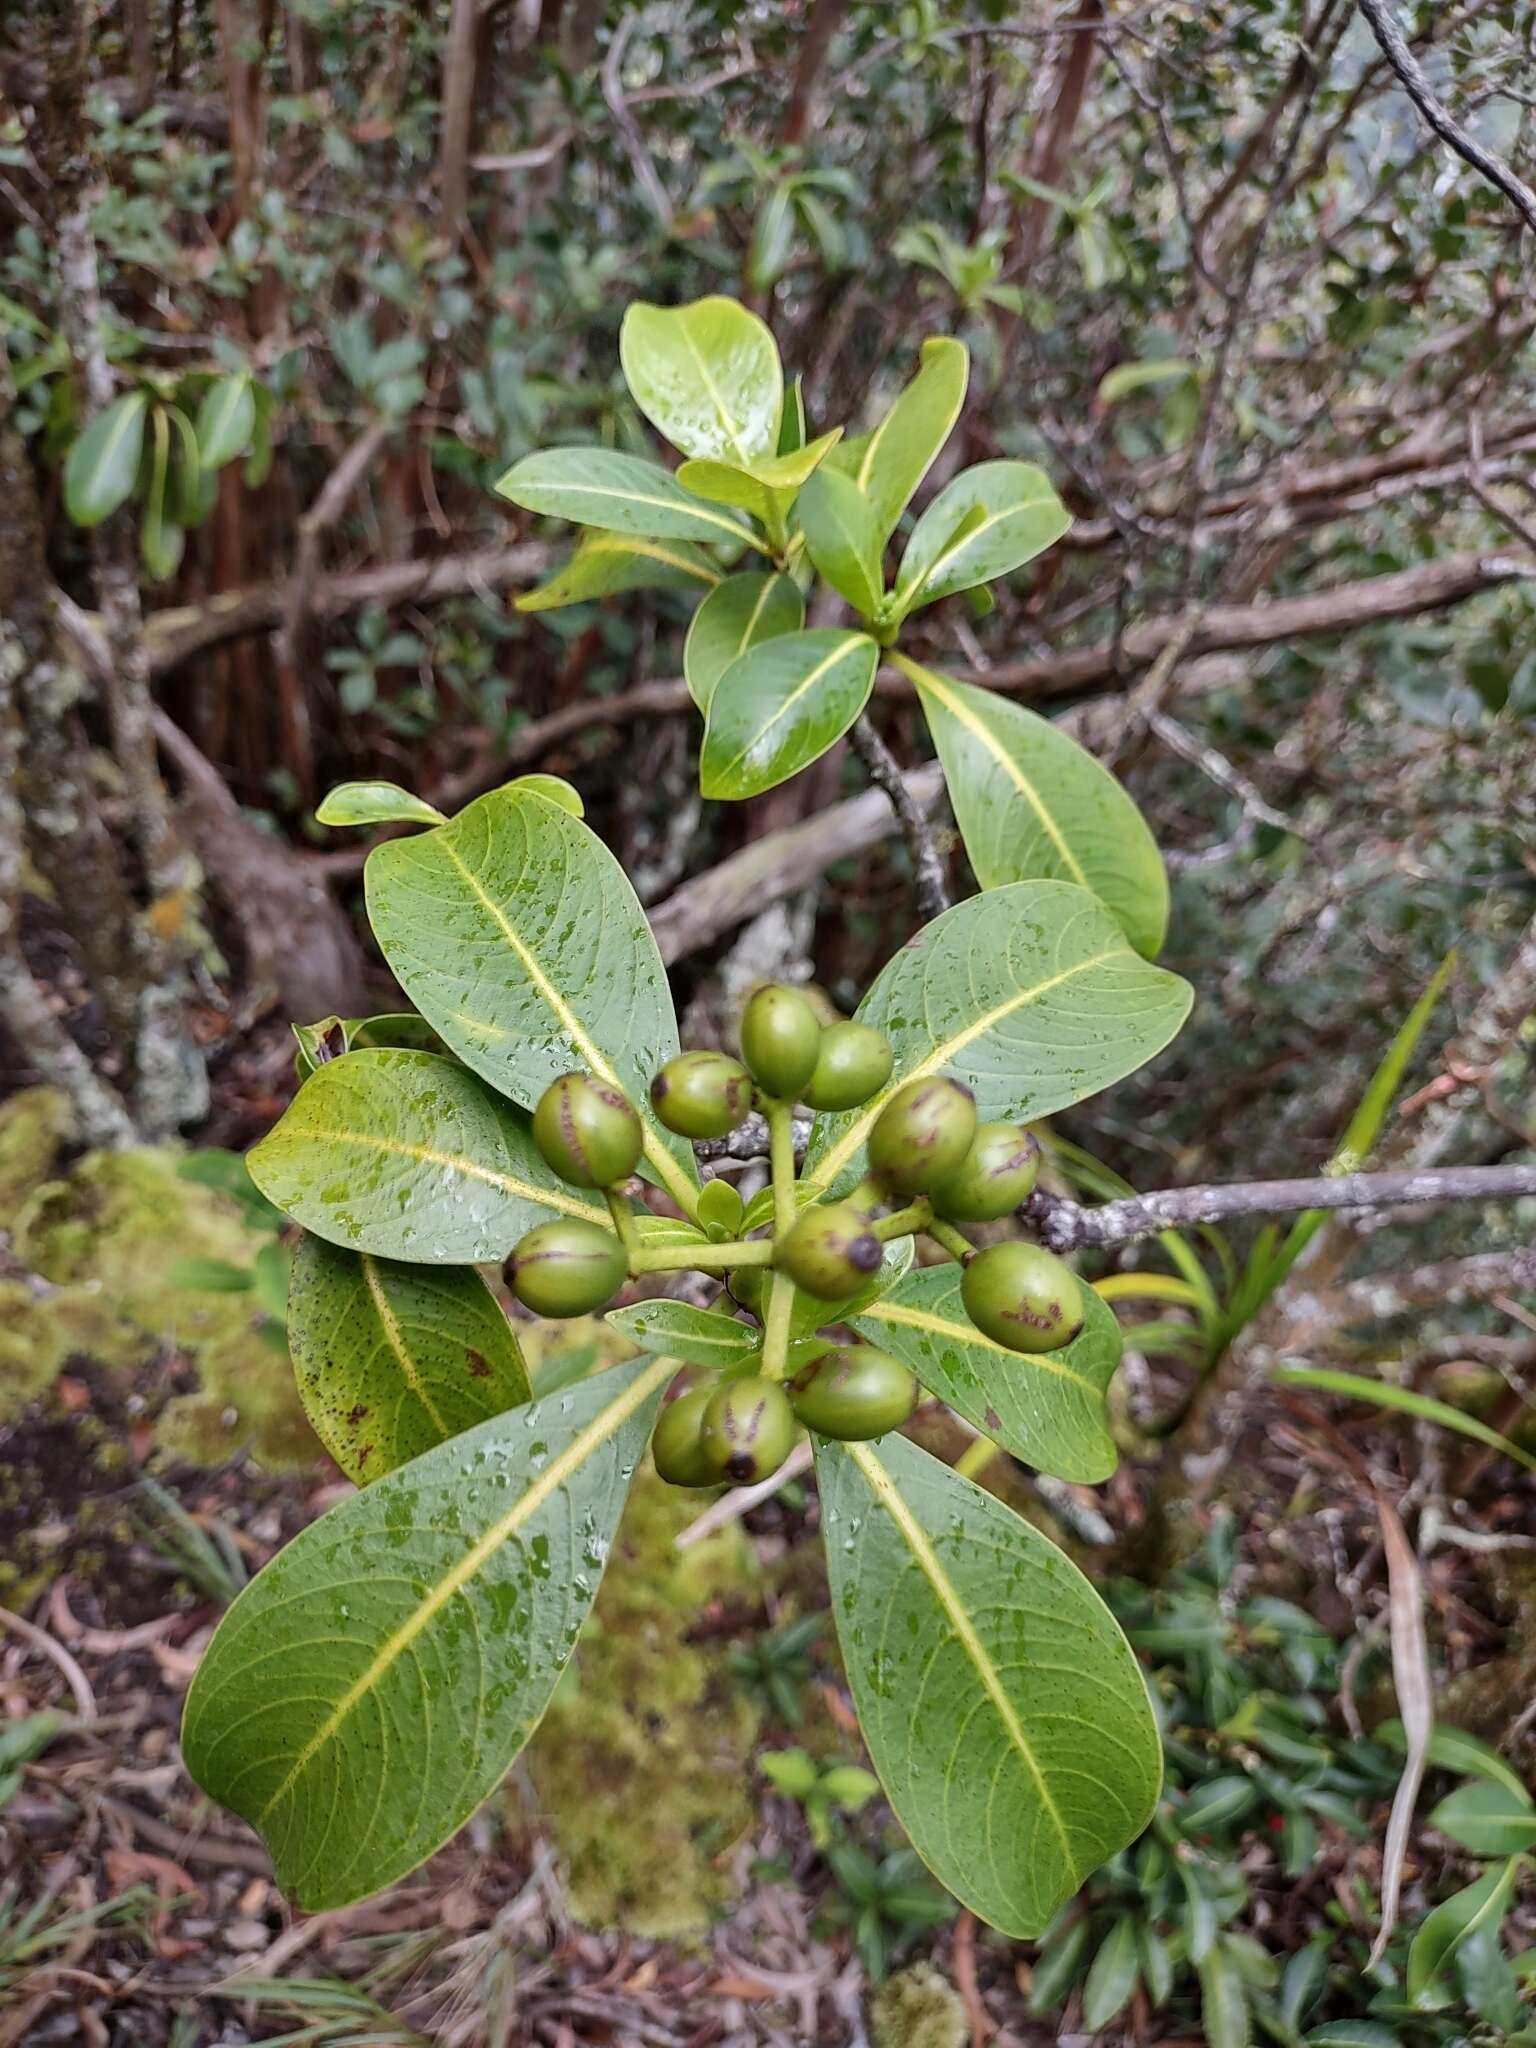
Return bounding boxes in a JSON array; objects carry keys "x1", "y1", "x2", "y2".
[
  {"x1": 605, "y1": 1298, "x2": 762, "y2": 1369},
  {"x1": 517, "y1": 531, "x2": 721, "y2": 612},
  {"x1": 496, "y1": 447, "x2": 756, "y2": 547},
  {"x1": 683, "y1": 570, "x2": 804, "y2": 711},
  {"x1": 1428, "y1": 1779, "x2": 1536, "y2": 1856},
  {"x1": 895, "y1": 459, "x2": 1070, "y2": 613},
  {"x1": 63, "y1": 390, "x2": 149, "y2": 527},
  {"x1": 315, "y1": 782, "x2": 447, "y2": 829},
  {"x1": 700, "y1": 628, "x2": 878, "y2": 799},
  {"x1": 196, "y1": 372, "x2": 257, "y2": 468},
  {"x1": 620, "y1": 296, "x2": 783, "y2": 465}
]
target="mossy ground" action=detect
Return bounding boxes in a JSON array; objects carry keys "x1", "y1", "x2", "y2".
[{"x1": 871, "y1": 1963, "x2": 968, "y2": 2048}]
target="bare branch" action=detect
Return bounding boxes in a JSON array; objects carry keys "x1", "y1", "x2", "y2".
[{"x1": 847, "y1": 715, "x2": 951, "y2": 924}]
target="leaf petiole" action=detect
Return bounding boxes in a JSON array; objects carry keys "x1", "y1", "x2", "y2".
[
  {"x1": 629, "y1": 1237, "x2": 775, "y2": 1275},
  {"x1": 923, "y1": 1217, "x2": 974, "y2": 1264},
  {"x1": 872, "y1": 1198, "x2": 931, "y2": 1242}
]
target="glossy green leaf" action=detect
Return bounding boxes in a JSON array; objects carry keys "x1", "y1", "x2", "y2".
[
  {"x1": 684, "y1": 570, "x2": 804, "y2": 711},
  {"x1": 364, "y1": 786, "x2": 696, "y2": 1207},
  {"x1": 1406, "y1": 1859, "x2": 1520, "y2": 2008},
  {"x1": 619, "y1": 295, "x2": 782, "y2": 465},
  {"x1": 816, "y1": 1431, "x2": 1161, "y2": 1937},
  {"x1": 249, "y1": 1049, "x2": 606, "y2": 1261},
  {"x1": 796, "y1": 466, "x2": 884, "y2": 616},
  {"x1": 605, "y1": 1298, "x2": 761, "y2": 1370},
  {"x1": 1026, "y1": 1920, "x2": 1090, "y2": 2015},
  {"x1": 1428, "y1": 1778, "x2": 1536, "y2": 1855},
  {"x1": 804, "y1": 881, "x2": 1192, "y2": 1194},
  {"x1": 182, "y1": 1354, "x2": 671, "y2": 1909},
  {"x1": 909, "y1": 661, "x2": 1169, "y2": 958},
  {"x1": 676, "y1": 427, "x2": 842, "y2": 523},
  {"x1": 517, "y1": 530, "x2": 721, "y2": 612},
  {"x1": 196, "y1": 371, "x2": 257, "y2": 467},
  {"x1": 700, "y1": 628, "x2": 878, "y2": 800},
  {"x1": 495, "y1": 447, "x2": 756, "y2": 547},
  {"x1": 829, "y1": 335, "x2": 968, "y2": 540},
  {"x1": 1455, "y1": 1919, "x2": 1521, "y2": 2033},
  {"x1": 1279, "y1": 1937, "x2": 1332, "y2": 2032},
  {"x1": 287, "y1": 1235, "x2": 531, "y2": 1483},
  {"x1": 894, "y1": 459, "x2": 1070, "y2": 613},
  {"x1": 315, "y1": 781, "x2": 447, "y2": 829},
  {"x1": 1139, "y1": 1924, "x2": 1176, "y2": 2008},
  {"x1": 140, "y1": 404, "x2": 184, "y2": 583},
  {"x1": 1304, "y1": 2026, "x2": 1404, "y2": 2048},
  {"x1": 503, "y1": 773, "x2": 583, "y2": 817},
  {"x1": 1198, "y1": 1941, "x2": 1252, "y2": 2048},
  {"x1": 1376, "y1": 1718, "x2": 1531, "y2": 1801},
  {"x1": 777, "y1": 375, "x2": 807, "y2": 456},
  {"x1": 1273, "y1": 1366, "x2": 1536, "y2": 1473},
  {"x1": 1082, "y1": 1916, "x2": 1140, "y2": 2032},
  {"x1": 852, "y1": 1262, "x2": 1120, "y2": 1483},
  {"x1": 63, "y1": 389, "x2": 148, "y2": 527}
]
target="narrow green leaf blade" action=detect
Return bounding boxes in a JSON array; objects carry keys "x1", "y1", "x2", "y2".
[
  {"x1": 620, "y1": 296, "x2": 783, "y2": 464},
  {"x1": 1428, "y1": 1779, "x2": 1536, "y2": 1856},
  {"x1": 700, "y1": 628, "x2": 878, "y2": 799},
  {"x1": 1376, "y1": 1718, "x2": 1531, "y2": 1801},
  {"x1": 911, "y1": 662, "x2": 1169, "y2": 958},
  {"x1": 604, "y1": 1298, "x2": 761, "y2": 1369},
  {"x1": 852, "y1": 1263, "x2": 1120, "y2": 1483},
  {"x1": 1406, "y1": 1859, "x2": 1520, "y2": 2008},
  {"x1": 517, "y1": 531, "x2": 721, "y2": 613},
  {"x1": 895, "y1": 459, "x2": 1070, "y2": 612},
  {"x1": 248, "y1": 1049, "x2": 607, "y2": 1261},
  {"x1": 796, "y1": 466, "x2": 885, "y2": 616},
  {"x1": 64, "y1": 389, "x2": 148, "y2": 527},
  {"x1": 495, "y1": 447, "x2": 755, "y2": 546},
  {"x1": 1198, "y1": 1941, "x2": 1253, "y2": 2048},
  {"x1": 288, "y1": 1235, "x2": 532, "y2": 1483},
  {"x1": 1081, "y1": 1916, "x2": 1141, "y2": 2032},
  {"x1": 364, "y1": 787, "x2": 696, "y2": 1203},
  {"x1": 830, "y1": 335, "x2": 968, "y2": 541},
  {"x1": 1273, "y1": 1366, "x2": 1536, "y2": 1474},
  {"x1": 804, "y1": 881, "x2": 1192, "y2": 1193},
  {"x1": 315, "y1": 781, "x2": 447, "y2": 829},
  {"x1": 816, "y1": 1432, "x2": 1161, "y2": 1937},
  {"x1": 182, "y1": 1355, "x2": 672, "y2": 1909},
  {"x1": 683, "y1": 570, "x2": 804, "y2": 711}
]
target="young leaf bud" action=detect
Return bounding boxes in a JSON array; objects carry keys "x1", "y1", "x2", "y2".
[
  {"x1": 739, "y1": 983, "x2": 822, "y2": 1100},
  {"x1": 775, "y1": 1201, "x2": 883, "y2": 1300},
  {"x1": 649, "y1": 1049, "x2": 753, "y2": 1140},
  {"x1": 788, "y1": 1344, "x2": 920, "y2": 1441},
  {"x1": 802, "y1": 1021, "x2": 896, "y2": 1112},
  {"x1": 960, "y1": 1240, "x2": 1083, "y2": 1354},
  {"x1": 532, "y1": 1071, "x2": 643, "y2": 1188},
  {"x1": 930, "y1": 1122, "x2": 1042, "y2": 1222},
  {"x1": 505, "y1": 1218, "x2": 627, "y2": 1318},
  {"x1": 651, "y1": 1383, "x2": 718, "y2": 1487},
  {"x1": 866, "y1": 1076, "x2": 977, "y2": 1193},
  {"x1": 699, "y1": 1375, "x2": 799, "y2": 1483}
]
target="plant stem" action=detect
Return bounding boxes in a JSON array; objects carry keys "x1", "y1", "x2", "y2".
[
  {"x1": 925, "y1": 1217, "x2": 975, "y2": 1263},
  {"x1": 872, "y1": 1198, "x2": 931, "y2": 1241},
  {"x1": 848, "y1": 680, "x2": 951, "y2": 925},
  {"x1": 761, "y1": 1270, "x2": 796, "y2": 1382},
  {"x1": 630, "y1": 1238, "x2": 775, "y2": 1274},
  {"x1": 605, "y1": 1189, "x2": 642, "y2": 1255},
  {"x1": 761, "y1": 1097, "x2": 800, "y2": 1382}
]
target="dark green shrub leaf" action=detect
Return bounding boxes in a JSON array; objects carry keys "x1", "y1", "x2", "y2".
[
  {"x1": 182, "y1": 1355, "x2": 671, "y2": 1909},
  {"x1": 1427, "y1": 1776, "x2": 1536, "y2": 1856},
  {"x1": 1406, "y1": 1858, "x2": 1521, "y2": 2009},
  {"x1": 803, "y1": 881, "x2": 1192, "y2": 1193},
  {"x1": 249, "y1": 1049, "x2": 606, "y2": 1261},
  {"x1": 63, "y1": 389, "x2": 148, "y2": 526},
  {"x1": 196, "y1": 372, "x2": 257, "y2": 468},
  {"x1": 315, "y1": 781, "x2": 447, "y2": 828},
  {"x1": 796, "y1": 466, "x2": 884, "y2": 616},
  {"x1": 851, "y1": 1262, "x2": 1120, "y2": 1483},
  {"x1": 287, "y1": 1235, "x2": 531, "y2": 1483},
  {"x1": 676, "y1": 428, "x2": 842, "y2": 526},
  {"x1": 1082, "y1": 1915, "x2": 1141, "y2": 2031},
  {"x1": 829, "y1": 335, "x2": 968, "y2": 541},
  {"x1": 700, "y1": 628, "x2": 878, "y2": 799},
  {"x1": 816, "y1": 1431, "x2": 1161, "y2": 1937},
  {"x1": 910, "y1": 662, "x2": 1169, "y2": 957},
  {"x1": 684, "y1": 570, "x2": 803, "y2": 710},
  {"x1": 1304, "y1": 2026, "x2": 1407, "y2": 2046},
  {"x1": 894, "y1": 459, "x2": 1070, "y2": 613},
  {"x1": 1198, "y1": 1940, "x2": 1252, "y2": 2048},
  {"x1": 1376, "y1": 1719, "x2": 1531, "y2": 1800},
  {"x1": 495, "y1": 447, "x2": 756, "y2": 547},
  {"x1": 605, "y1": 1298, "x2": 762, "y2": 1370},
  {"x1": 517, "y1": 531, "x2": 721, "y2": 612},
  {"x1": 619, "y1": 295, "x2": 782, "y2": 465}
]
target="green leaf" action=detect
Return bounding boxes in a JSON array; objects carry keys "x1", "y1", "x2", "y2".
[
  {"x1": 803, "y1": 881, "x2": 1192, "y2": 1195},
  {"x1": 1376, "y1": 1718, "x2": 1531, "y2": 1801},
  {"x1": 170, "y1": 1255, "x2": 253, "y2": 1293},
  {"x1": 777, "y1": 375, "x2": 807, "y2": 456},
  {"x1": 315, "y1": 781, "x2": 447, "y2": 829},
  {"x1": 1098, "y1": 359, "x2": 1199, "y2": 405},
  {"x1": 604, "y1": 1298, "x2": 762, "y2": 1371},
  {"x1": 1406, "y1": 1859, "x2": 1520, "y2": 2008},
  {"x1": 1272, "y1": 1366, "x2": 1536, "y2": 1474},
  {"x1": 796, "y1": 466, "x2": 884, "y2": 617},
  {"x1": 893, "y1": 459, "x2": 1070, "y2": 613},
  {"x1": 1428, "y1": 1779, "x2": 1536, "y2": 1855},
  {"x1": 517, "y1": 531, "x2": 721, "y2": 612},
  {"x1": 1198, "y1": 1941, "x2": 1252, "y2": 2048},
  {"x1": 816, "y1": 1431, "x2": 1161, "y2": 1937},
  {"x1": 683, "y1": 570, "x2": 804, "y2": 711},
  {"x1": 908, "y1": 661, "x2": 1168, "y2": 958},
  {"x1": 1456, "y1": 1919, "x2": 1521, "y2": 2033},
  {"x1": 503, "y1": 774, "x2": 584, "y2": 817},
  {"x1": 829, "y1": 335, "x2": 968, "y2": 541},
  {"x1": 196, "y1": 372, "x2": 257, "y2": 468},
  {"x1": 182, "y1": 1354, "x2": 672, "y2": 1909},
  {"x1": 63, "y1": 389, "x2": 148, "y2": 526},
  {"x1": 851, "y1": 1262, "x2": 1121, "y2": 1483},
  {"x1": 248, "y1": 1049, "x2": 606, "y2": 1261},
  {"x1": 1082, "y1": 1916, "x2": 1140, "y2": 2031},
  {"x1": 1279, "y1": 1937, "x2": 1332, "y2": 2032},
  {"x1": 287, "y1": 1235, "x2": 530, "y2": 1484},
  {"x1": 364, "y1": 786, "x2": 696, "y2": 1209},
  {"x1": 1304, "y1": 2026, "x2": 1404, "y2": 2047},
  {"x1": 140, "y1": 404, "x2": 184, "y2": 583},
  {"x1": 619, "y1": 296, "x2": 783, "y2": 465},
  {"x1": 1026, "y1": 1919, "x2": 1090, "y2": 2015},
  {"x1": 700, "y1": 628, "x2": 878, "y2": 799},
  {"x1": 1139, "y1": 1925, "x2": 1175, "y2": 2008},
  {"x1": 676, "y1": 428, "x2": 842, "y2": 524},
  {"x1": 495, "y1": 448, "x2": 756, "y2": 547}
]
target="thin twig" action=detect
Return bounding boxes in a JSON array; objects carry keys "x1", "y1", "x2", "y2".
[
  {"x1": 1466, "y1": 415, "x2": 1536, "y2": 554},
  {"x1": 0, "y1": 1602, "x2": 97, "y2": 1720},
  {"x1": 1356, "y1": 0, "x2": 1536, "y2": 235},
  {"x1": 674, "y1": 1439, "x2": 814, "y2": 1550},
  {"x1": 1026, "y1": 1162, "x2": 1536, "y2": 1251},
  {"x1": 1368, "y1": 1492, "x2": 1432, "y2": 1970},
  {"x1": 1146, "y1": 704, "x2": 1301, "y2": 837},
  {"x1": 847, "y1": 715, "x2": 951, "y2": 923}
]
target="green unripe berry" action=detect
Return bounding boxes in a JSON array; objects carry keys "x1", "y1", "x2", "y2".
[
  {"x1": 931, "y1": 1122, "x2": 1042, "y2": 1222},
  {"x1": 739, "y1": 983, "x2": 822, "y2": 1100},
  {"x1": 960, "y1": 1240, "x2": 1083, "y2": 1354},
  {"x1": 775, "y1": 1201, "x2": 883, "y2": 1300},
  {"x1": 788, "y1": 1345, "x2": 920, "y2": 1441},
  {"x1": 506, "y1": 1218, "x2": 627, "y2": 1318},
  {"x1": 532, "y1": 1071, "x2": 643, "y2": 1188},
  {"x1": 866, "y1": 1076, "x2": 978, "y2": 1193},
  {"x1": 699, "y1": 1376, "x2": 798, "y2": 1483},
  {"x1": 802, "y1": 1021, "x2": 895, "y2": 1112},
  {"x1": 651, "y1": 1383, "x2": 718, "y2": 1487},
  {"x1": 727, "y1": 1265, "x2": 767, "y2": 1316},
  {"x1": 649, "y1": 1049, "x2": 753, "y2": 1140}
]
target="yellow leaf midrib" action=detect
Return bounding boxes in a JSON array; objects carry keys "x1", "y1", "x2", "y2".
[
  {"x1": 289, "y1": 1122, "x2": 602, "y2": 1224},
  {"x1": 859, "y1": 1298, "x2": 1095, "y2": 1391},
  {"x1": 712, "y1": 637, "x2": 869, "y2": 785},
  {"x1": 916, "y1": 668, "x2": 1088, "y2": 889},
  {"x1": 359, "y1": 1252, "x2": 452, "y2": 1443},
  {"x1": 256, "y1": 1354, "x2": 672, "y2": 1828}
]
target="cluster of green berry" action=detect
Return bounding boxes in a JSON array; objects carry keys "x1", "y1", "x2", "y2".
[{"x1": 503, "y1": 984, "x2": 1085, "y2": 1492}]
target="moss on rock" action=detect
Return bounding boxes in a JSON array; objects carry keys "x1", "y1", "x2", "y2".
[
  {"x1": 520, "y1": 1465, "x2": 760, "y2": 1938},
  {"x1": 872, "y1": 1963, "x2": 967, "y2": 2048},
  {"x1": 0, "y1": 1085, "x2": 71, "y2": 1214}
]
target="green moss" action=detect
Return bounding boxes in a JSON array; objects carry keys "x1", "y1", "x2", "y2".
[
  {"x1": 0, "y1": 1085, "x2": 70, "y2": 1213},
  {"x1": 520, "y1": 1465, "x2": 760, "y2": 1938},
  {"x1": 872, "y1": 1963, "x2": 967, "y2": 2048}
]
